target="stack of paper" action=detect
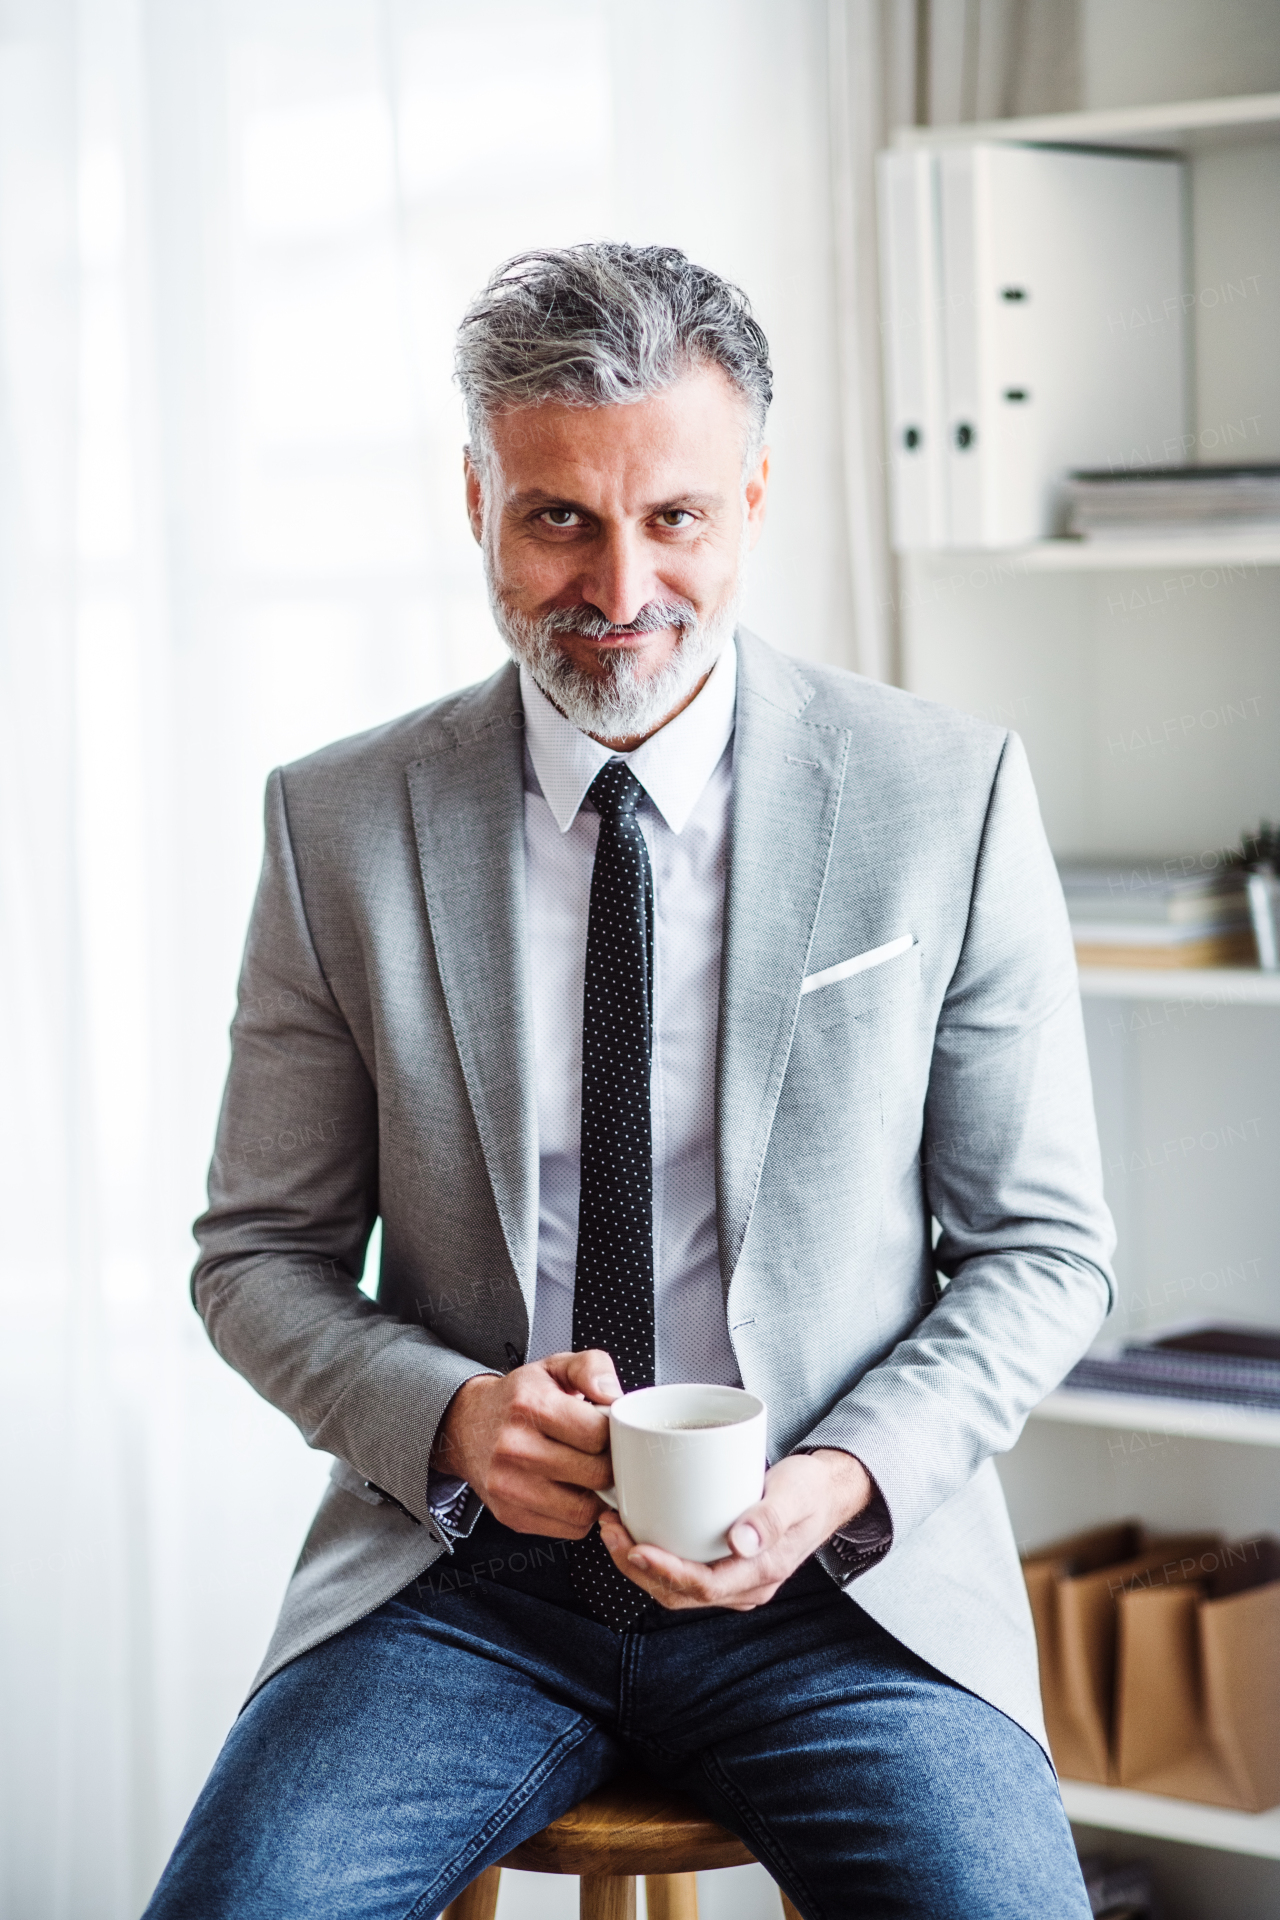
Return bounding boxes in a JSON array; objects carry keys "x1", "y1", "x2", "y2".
[
  {"x1": 1058, "y1": 857, "x2": 1254, "y2": 968},
  {"x1": 1063, "y1": 1325, "x2": 1280, "y2": 1411},
  {"x1": 1063, "y1": 464, "x2": 1280, "y2": 540}
]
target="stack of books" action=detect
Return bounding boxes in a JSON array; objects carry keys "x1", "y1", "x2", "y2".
[
  {"x1": 1058, "y1": 857, "x2": 1253, "y2": 969},
  {"x1": 1062, "y1": 463, "x2": 1280, "y2": 540},
  {"x1": 1063, "y1": 1324, "x2": 1280, "y2": 1411}
]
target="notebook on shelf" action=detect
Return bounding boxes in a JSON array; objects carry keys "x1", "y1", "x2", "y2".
[
  {"x1": 1063, "y1": 1323, "x2": 1280, "y2": 1410},
  {"x1": 1063, "y1": 462, "x2": 1280, "y2": 540},
  {"x1": 1057, "y1": 856, "x2": 1254, "y2": 969}
]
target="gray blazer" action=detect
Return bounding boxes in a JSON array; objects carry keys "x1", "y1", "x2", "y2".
[{"x1": 194, "y1": 629, "x2": 1114, "y2": 1753}]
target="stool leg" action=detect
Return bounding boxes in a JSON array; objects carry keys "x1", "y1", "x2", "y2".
[
  {"x1": 441, "y1": 1863, "x2": 501, "y2": 1920},
  {"x1": 645, "y1": 1871, "x2": 699, "y2": 1920},
  {"x1": 579, "y1": 1871, "x2": 636, "y2": 1919}
]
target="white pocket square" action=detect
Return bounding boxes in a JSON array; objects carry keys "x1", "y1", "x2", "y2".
[{"x1": 801, "y1": 934, "x2": 915, "y2": 995}]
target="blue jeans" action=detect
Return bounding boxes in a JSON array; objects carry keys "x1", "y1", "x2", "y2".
[{"x1": 144, "y1": 1510, "x2": 1090, "y2": 1919}]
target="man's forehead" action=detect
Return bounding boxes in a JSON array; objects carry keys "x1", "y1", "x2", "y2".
[{"x1": 483, "y1": 364, "x2": 751, "y2": 480}]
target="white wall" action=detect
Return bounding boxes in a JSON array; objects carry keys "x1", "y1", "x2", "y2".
[
  {"x1": 607, "y1": 0, "x2": 855, "y2": 670},
  {"x1": 1082, "y1": 0, "x2": 1280, "y2": 108}
]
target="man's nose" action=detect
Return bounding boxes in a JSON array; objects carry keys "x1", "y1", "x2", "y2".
[{"x1": 576, "y1": 529, "x2": 658, "y2": 628}]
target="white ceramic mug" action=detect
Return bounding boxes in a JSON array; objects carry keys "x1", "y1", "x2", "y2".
[{"x1": 599, "y1": 1383, "x2": 767, "y2": 1563}]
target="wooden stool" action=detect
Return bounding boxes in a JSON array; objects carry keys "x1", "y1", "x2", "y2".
[{"x1": 441, "y1": 1770, "x2": 804, "y2": 1920}]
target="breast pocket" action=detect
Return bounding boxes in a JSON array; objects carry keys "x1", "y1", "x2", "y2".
[
  {"x1": 801, "y1": 933, "x2": 915, "y2": 995},
  {"x1": 799, "y1": 937, "x2": 923, "y2": 1040}
]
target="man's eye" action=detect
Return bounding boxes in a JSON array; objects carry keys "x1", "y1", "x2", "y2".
[
  {"x1": 539, "y1": 507, "x2": 582, "y2": 528},
  {"x1": 657, "y1": 509, "x2": 693, "y2": 528}
]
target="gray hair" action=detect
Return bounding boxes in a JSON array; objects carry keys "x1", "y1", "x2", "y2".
[{"x1": 456, "y1": 243, "x2": 772, "y2": 470}]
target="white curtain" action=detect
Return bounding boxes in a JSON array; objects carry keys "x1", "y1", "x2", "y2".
[
  {"x1": 920, "y1": 0, "x2": 1081, "y2": 123},
  {"x1": 1, "y1": 4, "x2": 894, "y2": 1913}
]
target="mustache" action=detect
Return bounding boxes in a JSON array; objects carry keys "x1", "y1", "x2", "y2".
[{"x1": 537, "y1": 599, "x2": 699, "y2": 642}]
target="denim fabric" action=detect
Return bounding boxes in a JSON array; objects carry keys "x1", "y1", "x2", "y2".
[{"x1": 144, "y1": 1512, "x2": 1091, "y2": 1920}]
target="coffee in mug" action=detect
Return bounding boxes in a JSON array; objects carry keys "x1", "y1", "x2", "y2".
[
  {"x1": 599, "y1": 1383, "x2": 767, "y2": 1563},
  {"x1": 656, "y1": 1418, "x2": 735, "y2": 1430}
]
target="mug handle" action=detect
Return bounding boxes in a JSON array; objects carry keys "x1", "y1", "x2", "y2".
[{"x1": 598, "y1": 1486, "x2": 619, "y2": 1510}]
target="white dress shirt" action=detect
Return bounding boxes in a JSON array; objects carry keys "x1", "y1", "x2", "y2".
[{"x1": 519, "y1": 641, "x2": 741, "y2": 1388}]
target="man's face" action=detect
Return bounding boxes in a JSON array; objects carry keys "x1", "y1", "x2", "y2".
[{"x1": 465, "y1": 364, "x2": 769, "y2": 745}]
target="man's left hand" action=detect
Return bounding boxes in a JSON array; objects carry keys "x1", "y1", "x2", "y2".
[{"x1": 597, "y1": 1448, "x2": 874, "y2": 1611}]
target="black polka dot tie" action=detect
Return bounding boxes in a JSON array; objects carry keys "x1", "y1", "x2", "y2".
[{"x1": 568, "y1": 760, "x2": 656, "y2": 1631}]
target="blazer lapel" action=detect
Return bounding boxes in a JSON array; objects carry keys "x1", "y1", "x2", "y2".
[
  {"x1": 716, "y1": 633, "x2": 851, "y2": 1288},
  {"x1": 405, "y1": 664, "x2": 539, "y2": 1320}
]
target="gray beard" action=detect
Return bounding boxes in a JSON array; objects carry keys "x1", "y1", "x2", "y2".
[{"x1": 487, "y1": 573, "x2": 739, "y2": 740}]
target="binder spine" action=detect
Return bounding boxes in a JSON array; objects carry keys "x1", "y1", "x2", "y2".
[
  {"x1": 878, "y1": 139, "x2": 1187, "y2": 552},
  {"x1": 939, "y1": 146, "x2": 985, "y2": 548},
  {"x1": 877, "y1": 150, "x2": 947, "y2": 550}
]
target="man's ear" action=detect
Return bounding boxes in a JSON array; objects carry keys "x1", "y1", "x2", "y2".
[
  {"x1": 745, "y1": 446, "x2": 770, "y2": 550},
  {"x1": 463, "y1": 447, "x2": 485, "y2": 546}
]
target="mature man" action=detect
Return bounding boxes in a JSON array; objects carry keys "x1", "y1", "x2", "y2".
[{"x1": 146, "y1": 244, "x2": 1112, "y2": 1918}]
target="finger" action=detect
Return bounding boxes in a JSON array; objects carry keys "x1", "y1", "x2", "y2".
[
  {"x1": 507, "y1": 1365, "x2": 613, "y2": 1455},
  {"x1": 608, "y1": 1547, "x2": 780, "y2": 1612},
  {"x1": 486, "y1": 1393, "x2": 614, "y2": 1488},
  {"x1": 626, "y1": 1537, "x2": 764, "y2": 1598},
  {"x1": 485, "y1": 1505, "x2": 597, "y2": 1540},
  {"x1": 597, "y1": 1517, "x2": 774, "y2": 1608},
  {"x1": 543, "y1": 1349, "x2": 623, "y2": 1406},
  {"x1": 535, "y1": 1393, "x2": 613, "y2": 1456},
  {"x1": 503, "y1": 1431, "x2": 615, "y2": 1491},
  {"x1": 596, "y1": 1515, "x2": 697, "y2": 1607},
  {"x1": 486, "y1": 1477, "x2": 603, "y2": 1537}
]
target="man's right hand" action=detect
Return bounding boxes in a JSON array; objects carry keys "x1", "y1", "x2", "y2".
[{"x1": 429, "y1": 1350, "x2": 621, "y2": 1537}]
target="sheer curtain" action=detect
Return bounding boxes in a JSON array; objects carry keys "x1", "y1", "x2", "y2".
[{"x1": 1, "y1": 4, "x2": 885, "y2": 1913}]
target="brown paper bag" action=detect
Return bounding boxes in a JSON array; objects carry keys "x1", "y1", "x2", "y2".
[
  {"x1": 1115, "y1": 1536, "x2": 1280, "y2": 1811},
  {"x1": 1022, "y1": 1523, "x2": 1221, "y2": 1783}
]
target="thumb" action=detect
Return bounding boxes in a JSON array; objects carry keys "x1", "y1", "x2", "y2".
[
  {"x1": 544, "y1": 1348, "x2": 623, "y2": 1405},
  {"x1": 729, "y1": 1493, "x2": 781, "y2": 1561}
]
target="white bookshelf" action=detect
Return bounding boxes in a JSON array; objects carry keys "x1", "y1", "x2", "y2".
[
  {"x1": 1031, "y1": 1389, "x2": 1280, "y2": 1447},
  {"x1": 1077, "y1": 968, "x2": 1280, "y2": 1005},
  {"x1": 1059, "y1": 1783, "x2": 1280, "y2": 1860},
  {"x1": 910, "y1": 536, "x2": 1280, "y2": 572},
  {"x1": 892, "y1": 81, "x2": 1280, "y2": 1904},
  {"x1": 892, "y1": 89, "x2": 1280, "y2": 155},
  {"x1": 1021, "y1": 537, "x2": 1280, "y2": 572}
]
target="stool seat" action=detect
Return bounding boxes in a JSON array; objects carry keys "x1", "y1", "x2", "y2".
[
  {"x1": 441, "y1": 1769, "x2": 802, "y2": 1920},
  {"x1": 501, "y1": 1770, "x2": 756, "y2": 1878}
]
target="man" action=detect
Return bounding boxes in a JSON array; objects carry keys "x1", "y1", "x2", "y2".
[{"x1": 146, "y1": 244, "x2": 1111, "y2": 1918}]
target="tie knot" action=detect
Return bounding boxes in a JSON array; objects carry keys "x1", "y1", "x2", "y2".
[{"x1": 588, "y1": 759, "x2": 645, "y2": 826}]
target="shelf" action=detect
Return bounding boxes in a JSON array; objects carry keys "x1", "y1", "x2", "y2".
[
  {"x1": 904, "y1": 535, "x2": 1280, "y2": 572},
  {"x1": 892, "y1": 89, "x2": 1280, "y2": 155},
  {"x1": 1078, "y1": 967, "x2": 1280, "y2": 1004},
  {"x1": 1031, "y1": 1389, "x2": 1280, "y2": 1447},
  {"x1": 1021, "y1": 536, "x2": 1280, "y2": 572},
  {"x1": 1061, "y1": 1780, "x2": 1280, "y2": 1859}
]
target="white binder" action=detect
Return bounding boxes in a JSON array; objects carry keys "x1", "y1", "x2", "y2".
[
  {"x1": 880, "y1": 142, "x2": 1188, "y2": 551},
  {"x1": 876, "y1": 150, "x2": 949, "y2": 548}
]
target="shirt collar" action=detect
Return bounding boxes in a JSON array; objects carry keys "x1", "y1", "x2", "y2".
[{"x1": 519, "y1": 639, "x2": 737, "y2": 836}]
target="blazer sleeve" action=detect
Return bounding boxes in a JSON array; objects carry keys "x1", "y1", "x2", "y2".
[
  {"x1": 795, "y1": 731, "x2": 1115, "y2": 1548},
  {"x1": 191, "y1": 769, "x2": 494, "y2": 1526}
]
